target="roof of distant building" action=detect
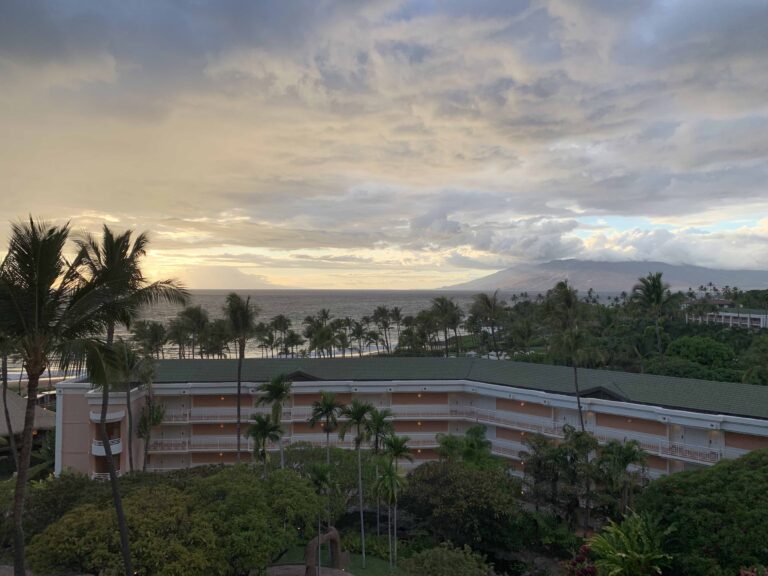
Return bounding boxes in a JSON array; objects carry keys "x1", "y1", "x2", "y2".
[
  {"x1": 150, "y1": 357, "x2": 768, "y2": 421},
  {"x1": 0, "y1": 391, "x2": 56, "y2": 437}
]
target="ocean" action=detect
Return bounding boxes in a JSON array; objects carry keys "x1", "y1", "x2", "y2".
[{"x1": 140, "y1": 289, "x2": 485, "y2": 327}]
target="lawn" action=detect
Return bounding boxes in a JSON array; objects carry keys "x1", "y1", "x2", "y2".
[{"x1": 274, "y1": 546, "x2": 404, "y2": 576}]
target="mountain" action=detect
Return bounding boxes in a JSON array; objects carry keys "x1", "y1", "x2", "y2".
[{"x1": 445, "y1": 260, "x2": 768, "y2": 294}]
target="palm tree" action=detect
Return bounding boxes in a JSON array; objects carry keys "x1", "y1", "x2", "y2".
[
  {"x1": 111, "y1": 340, "x2": 153, "y2": 473},
  {"x1": 550, "y1": 326, "x2": 593, "y2": 431},
  {"x1": 339, "y1": 399, "x2": 374, "y2": 568},
  {"x1": 309, "y1": 391, "x2": 345, "y2": 467},
  {"x1": 224, "y1": 293, "x2": 259, "y2": 464},
  {"x1": 87, "y1": 342, "x2": 134, "y2": 576},
  {"x1": 256, "y1": 373, "x2": 292, "y2": 468},
  {"x1": 131, "y1": 320, "x2": 167, "y2": 359},
  {"x1": 137, "y1": 398, "x2": 165, "y2": 472},
  {"x1": 631, "y1": 273, "x2": 672, "y2": 367},
  {"x1": 384, "y1": 433, "x2": 413, "y2": 471},
  {"x1": 376, "y1": 462, "x2": 406, "y2": 569},
  {"x1": 431, "y1": 296, "x2": 455, "y2": 357},
  {"x1": 179, "y1": 306, "x2": 209, "y2": 359},
  {"x1": 249, "y1": 414, "x2": 282, "y2": 478},
  {"x1": 0, "y1": 219, "x2": 109, "y2": 576},
  {"x1": 167, "y1": 318, "x2": 191, "y2": 358},
  {"x1": 77, "y1": 226, "x2": 188, "y2": 347},
  {"x1": 470, "y1": 291, "x2": 505, "y2": 358},
  {"x1": 366, "y1": 408, "x2": 394, "y2": 536},
  {"x1": 595, "y1": 440, "x2": 647, "y2": 518}
]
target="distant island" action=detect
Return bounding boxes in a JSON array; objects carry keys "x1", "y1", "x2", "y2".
[{"x1": 446, "y1": 259, "x2": 768, "y2": 293}]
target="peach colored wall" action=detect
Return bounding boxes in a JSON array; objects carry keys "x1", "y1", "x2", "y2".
[
  {"x1": 193, "y1": 395, "x2": 238, "y2": 407},
  {"x1": 60, "y1": 393, "x2": 92, "y2": 475},
  {"x1": 496, "y1": 428, "x2": 527, "y2": 444},
  {"x1": 646, "y1": 455, "x2": 667, "y2": 471},
  {"x1": 394, "y1": 421, "x2": 447, "y2": 433},
  {"x1": 192, "y1": 453, "x2": 237, "y2": 465},
  {"x1": 596, "y1": 413, "x2": 666, "y2": 436},
  {"x1": 412, "y1": 449, "x2": 438, "y2": 460},
  {"x1": 496, "y1": 398, "x2": 551, "y2": 418},
  {"x1": 294, "y1": 393, "x2": 352, "y2": 406},
  {"x1": 293, "y1": 422, "x2": 325, "y2": 434},
  {"x1": 725, "y1": 432, "x2": 768, "y2": 450},
  {"x1": 392, "y1": 392, "x2": 448, "y2": 405},
  {"x1": 193, "y1": 424, "x2": 237, "y2": 435}
]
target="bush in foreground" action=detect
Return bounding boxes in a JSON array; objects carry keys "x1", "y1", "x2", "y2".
[{"x1": 401, "y1": 543, "x2": 494, "y2": 576}]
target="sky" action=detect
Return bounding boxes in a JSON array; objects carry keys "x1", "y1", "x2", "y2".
[{"x1": 1, "y1": 0, "x2": 768, "y2": 289}]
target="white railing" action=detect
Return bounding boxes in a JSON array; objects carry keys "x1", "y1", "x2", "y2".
[
  {"x1": 92, "y1": 438, "x2": 122, "y2": 456},
  {"x1": 91, "y1": 470, "x2": 121, "y2": 481},
  {"x1": 154, "y1": 401, "x2": 737, "y2": 466}
]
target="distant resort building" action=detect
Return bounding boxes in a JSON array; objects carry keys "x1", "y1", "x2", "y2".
[
  {"x1": 686, "y1": 307, "x2": 768, "y2": 330},
  {"x1": 55, "y1": 358, "x2": 768, "y2": 480}
]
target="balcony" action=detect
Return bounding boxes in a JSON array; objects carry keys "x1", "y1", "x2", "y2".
[
  {"x1": 89, "y1": 410, "x2": 125, "y2": 423},
  {"x1": 91, "y1": 469, "x2": 121, "y2": 481},
  {"x1": 150, "y1": 401, "x2": 734, "y2": 467},
  {"x1": 92, "y1": 438, "x2": 122, "y2": 456}
]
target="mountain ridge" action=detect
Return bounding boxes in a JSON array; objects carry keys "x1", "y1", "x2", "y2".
[{"x1": 445, "y1": 260, "x2": 768, "y2": 293}]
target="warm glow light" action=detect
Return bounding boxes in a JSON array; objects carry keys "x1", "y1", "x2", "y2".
[{"x1": 220, "y1": 396, "x2": 225, "y2": 401}]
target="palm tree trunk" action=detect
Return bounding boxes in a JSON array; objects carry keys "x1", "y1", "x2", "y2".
[
  {"x1": 573, "y1": 364, "x2": 585, "y2": 432},
  {"x1": 2, "y1": 352, "x2": 18, "y2": 469},
  {"x1": 11, "y1": 368, "x2": 42, "y2": 576},
  {"x1": 491, "y1": 324, "x2": 500, "y2": 359},
  {"x1": 126, "y1": 385, "x2": 134, "y2": 473},
  {"x1": 326, "y1": 429, "x2": 331, "y2": 467},
  {"x1": 393, "y1": 490, "x2": 398, "y2": 567},
  {"x1": 357, "y1": 444, "x2": 366, "y2": 568},
  {"x1": 99, "y1": 381, "x2": 133, "y2": 576},
  {"x1": 375, "y1": 462, "x2": 381, "y2": 536},
  {"x1": 387, "y1": 503, "x2": 393, "y2": 568},
  {"x1": 443, "y1": 327, "x2": 449, "y2": 357},
  {"x1": 236, "y1": 341, "x2": 244, "y2": 464},
  {"x1": 655, "y1": 315, "x2": 664, "y2": 370}
]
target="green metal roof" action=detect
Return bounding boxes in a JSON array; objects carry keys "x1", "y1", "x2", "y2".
[{"x1": 152, "y1": 357, "x2": 768, "y2": 421}]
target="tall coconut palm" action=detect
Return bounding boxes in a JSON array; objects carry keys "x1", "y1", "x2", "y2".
[
  {"x1": 86, "y1": 342, "x2": 134, "y2": 576},
  {"x1": 0, "y1": 218, "x2": 109, "y2": 576},
  {"x1": 137, "y1": 397, "x2": 165, "y2": 472},
  {"x1": 339, "y1": 399, "x2": 374, "y2": 568},
  {"x1": 550, "y1": 326, "x2": 595, "y2": 432},
  {"x1": 470, "y1": 291, "x2": 505, "y2": 358},
  {"x1": 179, "y1": 305, "x2": 209, "y2": 359},
  {"x1": 366, "y1": 408, "x2": 394, "y2": 536},
  {"x1": 224, "y1": 293, "x2": 259, "y2": 464},
  {"x1": 167, "y1": 317, "x2": 191, "y2": 359},
  {"x1": 309, "y1": 391, "x2": 345, "y2": 467},
  {"x1": 249, "y1": 414, "x2": 282, "y2": 478},
  {"x1": 256, "y1": 373, "x2": 292, "y2": 467},
  {"x1": 111, "y1": 340, "x2": 153, "y2": 473},
  {"x1": 431, "y1": 296, "x2": 455, "y2": 357},
  {"x1": 382, "y1": 432, "x2": 413, "y2": 565},
  {"x1": 384, "y1": 434, "x2": 413, "y2": 471},
  {"x1": 631, "y1": 272, "x2": 672, "y2": 367},
  {"x1": 376, "y1": 463, "x2": 406, "y2": 569},
  {"x1": 77, "y1": 226, "x2": 188, "y2": 347}
]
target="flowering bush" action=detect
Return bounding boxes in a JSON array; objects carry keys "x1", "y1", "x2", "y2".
[{"x1": 564, "y1": 544, "x2": 597, "y2": 576}]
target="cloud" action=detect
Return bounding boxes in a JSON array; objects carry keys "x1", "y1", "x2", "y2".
[{"x1": 1, "y1": 0, "x2": 768, "y2": 287}]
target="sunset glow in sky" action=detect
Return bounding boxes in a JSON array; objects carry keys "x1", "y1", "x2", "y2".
[{"x1": 2, "y1": 1, "x2": 768, "y2": 288}]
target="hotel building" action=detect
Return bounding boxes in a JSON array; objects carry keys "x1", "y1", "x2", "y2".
[{"x1": 55, "y1": 358, "x2": 768, "y2": 480}]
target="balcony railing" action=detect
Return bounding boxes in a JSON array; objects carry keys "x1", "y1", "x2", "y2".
[
  {"x1": 92, "y1": 438, "x2": 122, "y2": 456},
  {"x1": 154, "y1": 402, "x2": 739, "y2": 466},
  {"x1": 91, "y1": 469, "x2": 121, "y2": 481}
]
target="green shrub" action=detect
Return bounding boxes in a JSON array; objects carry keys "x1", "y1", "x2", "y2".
[{"x1": 401, "y1": 543, "x2": 494, "y2": 576}]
